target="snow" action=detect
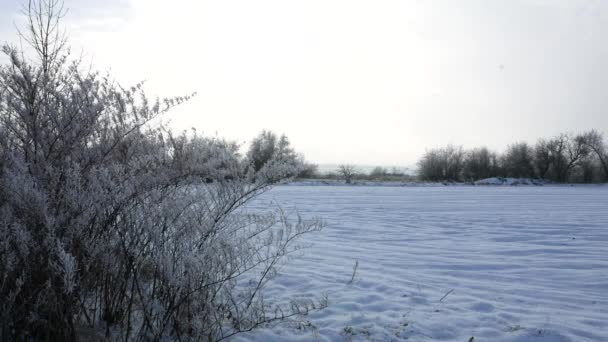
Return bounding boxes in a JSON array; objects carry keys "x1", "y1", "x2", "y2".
[
  {"x1": 233, "y1": 185, "x2": 608, "y2": 342},
  {"x1": 290, "y1": 178, "x2": 551, "y2": 187},
  {"x1": 474, "y1": 178, "x2": 547, "y2": 186},
  {"x1": 288, "y1": 179, "x2": 436, "y2": 187}
]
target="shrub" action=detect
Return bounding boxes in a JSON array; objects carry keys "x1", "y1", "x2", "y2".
[
  {"x1": 0, "y1": 1, "x2": 323, "y2": 340},
  {"x1": 297, "y1": 161, "x2": 319, "y2": 178},
  {"x1": 369, "y1": 166, "x2": 388, "y2": 179}
]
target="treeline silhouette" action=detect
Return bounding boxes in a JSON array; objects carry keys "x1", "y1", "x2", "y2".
[{"x1": 417, "y1": 130, "x2": 607, "y2": 183}]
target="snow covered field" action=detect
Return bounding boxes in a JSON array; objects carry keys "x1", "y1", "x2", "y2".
[{"x1": 234, "y1": 185, "x2": 608, "y2": 342}]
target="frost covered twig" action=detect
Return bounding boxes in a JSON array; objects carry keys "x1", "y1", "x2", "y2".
[
  {"x1": 348, "y1": 259, "x2": 359, "y2": 284},
  {"x1": 0, "y1": 1, "x2": 322, "y2": 340}
]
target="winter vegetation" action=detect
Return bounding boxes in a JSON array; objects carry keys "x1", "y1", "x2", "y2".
[
  {"x1": 292, "y1": 132, "x2": 608, "y2": 186},
  {"x1": 1, "y1": 1, "x2": 607, "y2": 342},
  {"x1": 417, "y1": 132, "x2": 608, "y2": 183},
  {"x1": 336, "y1": 164, "x2": 357, "y2": 184},
  {"x1": 295, "y1": 165, "x2": 415, "y2": 184},
  {"x1": 0, "y1": 1, "x2": 323, "y2": 340}
]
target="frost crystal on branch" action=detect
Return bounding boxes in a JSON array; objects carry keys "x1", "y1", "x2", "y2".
[{"x1": 0, "y1": 1, "x2": 322, "y2": 340}]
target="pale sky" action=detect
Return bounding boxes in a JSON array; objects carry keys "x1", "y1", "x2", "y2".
[{"x1": 1, "y1": 0, "x2": 607, "y2": 166}]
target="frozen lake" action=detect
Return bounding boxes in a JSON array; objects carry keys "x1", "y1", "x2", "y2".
[{"x1": 235, "y1": 185, "x2": 608, "y2": 342}]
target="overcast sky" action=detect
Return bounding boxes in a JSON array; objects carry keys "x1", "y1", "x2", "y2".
[{"x1": 1, "y1": 0, "x2": 607, "y2": 166}]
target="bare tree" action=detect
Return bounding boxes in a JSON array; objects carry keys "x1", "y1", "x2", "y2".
[
  {"x1": 417, "y1": 145, "x2": 464, "y2": 182},
  {"x1": 417, "y1": 148, "x2": 444, "y2": 181},
  {"x1": 533, "y1": 139, "x2": 553, "y2": 179},
  {"x1": 416, "y1": 132, "x2": 604, "y2": 184},
  {"x1": 545, "y1": 135, "x2": 568, "y2": 181},
  {"x1": 462, "y1": 147, "x2": 497, "y2": 181},
  {"x1": 540, "y1": 133, "x2": 590, "y2": 182},
  {"x1": 338, "y1": 164, "x2": 357, "y2": 184},
  {"x1": 502, "y1": 142, "x2": 535, "y2": 178},
  {"x1": 444, "y1": 145, "x2": 465, "y2": 181},
  {"x1": 581, "y1": 130, "x2": 608, "y2": 181},
  {"x1": 576, "y1": 157, "x2": 597, "y2": 183}
]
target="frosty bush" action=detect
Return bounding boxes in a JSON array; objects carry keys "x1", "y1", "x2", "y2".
[
  {"x1": 247, "y1": 131, "x2": 296, "y2": 171},
  {"x1": 0, "y1": 1, "x2": 323, "y2": 340},
  {"x1": 246, "y1": 130, "x2": 316, "y2": 179}
]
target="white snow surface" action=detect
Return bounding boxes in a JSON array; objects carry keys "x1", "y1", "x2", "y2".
[
  {"x1": 289, "y1": 178, "x2": 550, "y2": 187},
  {"x1": 234, "y1": 185, "x2": 608, "y2": 342},
  {"x1": 473, "y1": 178, "x2": 547, "y2": 186}
]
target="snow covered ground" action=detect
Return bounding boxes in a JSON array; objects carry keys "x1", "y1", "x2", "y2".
[
  {"x1": 234, "y1": 185, "x2": 608, "y2": 342},
  {"x1": 289, "y1": 177, "x2": 550, "y2": 187}
]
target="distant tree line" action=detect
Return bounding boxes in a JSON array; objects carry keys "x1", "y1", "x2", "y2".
[
  {"x1": 257, "y1": 129, "x2": 608, "y2": 185},
  {"x1": 417, "y1": 130, "x2": 608, "y2": 183}
]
